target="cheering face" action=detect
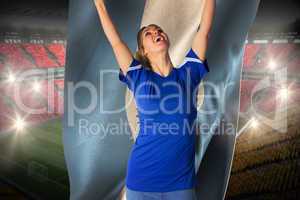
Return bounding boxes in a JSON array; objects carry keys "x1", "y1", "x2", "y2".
[{"x1": 141, "y1": 25, "x2": 170, "y2": 55}]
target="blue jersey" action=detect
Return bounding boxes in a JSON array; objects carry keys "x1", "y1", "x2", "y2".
[{"x1": 119, "y1": 48, "x2": 209, "y2": 192}]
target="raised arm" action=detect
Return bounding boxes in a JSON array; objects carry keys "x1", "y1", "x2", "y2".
[
  {"x1": 192, "y1": 0, "x2": 215, "y2": 61},
  {"x1": 94, "y1": 0, "x2": 134, "y2": 74}
]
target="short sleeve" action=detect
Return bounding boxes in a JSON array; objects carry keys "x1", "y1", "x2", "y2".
[
  {"x1": 118, "y1": 57, "x2": 143, "y2": 91},
  {"x1": 178, "y1": 48, "x2": 209, "y2": 86}
]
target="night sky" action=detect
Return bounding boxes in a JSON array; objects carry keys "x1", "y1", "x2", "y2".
[{"x1": 251, "y1": 0, "x2": 300, "y2": 33}]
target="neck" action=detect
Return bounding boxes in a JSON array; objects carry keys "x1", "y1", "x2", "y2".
[{"x1": 147, "y1": 51, "x2": 173, "y2": 76}]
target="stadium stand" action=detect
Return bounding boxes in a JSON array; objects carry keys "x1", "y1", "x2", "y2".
[
  {"x1": 226, "y1": 105, "x2": 300, "y2": 200},
  {"x1": 0, "y1": 41, "x2": 65, "y2": 133},
  {"x1": 39, "y1": 80, "x2": 64, "y2": 115},
  {"x1": 225, "y1": 28, "x2": 300, "y2": 199},
  {"x1": 0, "y1": 44, "x2": 35, "y2": 70},
  {"x1": 46, "y1": 44, "x2": 66, "y2": 66},
  {"x1": 242, "y1": 43, "x2": 299, "y2": 73},
  {"x1": 0, "y1": 59, "x2": 4, "y2": 73},
  {"x1": 239, "y1": 80, "x2": 259, "y2": 113},
  {"x1": 287, "y1": 46, "x2": 300, "y2": 74},
  {"x1": 22, "y1": 44, "x2": 60, "y2": 68},
  {"x1": 0, "y1": 98, "x2": 14, "y2": 132},
  {"x1": 243, "y1": 44, "x2": 261, "y2": 71},
  {"x1": 54, "y1": 79, "x2": 64, "y2": 91}
]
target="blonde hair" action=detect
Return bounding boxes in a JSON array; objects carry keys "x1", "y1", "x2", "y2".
[{"x1": 135, "y1": 24, "x2": 162, "y2": 70}]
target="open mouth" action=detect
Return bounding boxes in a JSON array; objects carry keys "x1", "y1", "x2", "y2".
[{"x1": 154, "y1": 36, "x2": 164, "y2": 43}]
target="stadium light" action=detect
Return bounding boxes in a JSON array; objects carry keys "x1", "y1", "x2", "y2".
[
  {"x1": 278, "y1": 87, "x2": 289, "y2": 101},
  {"x1": 14, "y1": 115, "x2": 26, "y2": 132},
  {"x1": 250, "y1": 117, "x2": 258, "y2": 129},
  {"x1": 268, "y1": 60, "x2": 276, "y2": 69},
  {"x1": 7, "y1": 73, "x2": 16, "y2": 83},
  {"x1": 32, "y1": 81, "x2": 41, "y2": 93}
]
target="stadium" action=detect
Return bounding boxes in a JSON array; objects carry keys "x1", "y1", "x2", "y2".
[{"x1": 0, "y1": 0, "x2": 299, "y2": 199}]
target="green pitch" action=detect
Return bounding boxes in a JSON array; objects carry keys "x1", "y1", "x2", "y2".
[{"x1": 0, "y1": 117, "x2": 69, "y2": 199}]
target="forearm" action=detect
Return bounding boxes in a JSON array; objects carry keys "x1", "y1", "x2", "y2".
[
  {"x1": 94, "y1": 0, "x2": 134, "y2": 74},
  {"x1": 192, "y1": 0, "x2": 215, "y2": 60},
  {"x1": 94, "y1": 1, "x2": 123, "y2": 47},
  {"x1": 199, "y1": 0, "x2": 215, "y2": 36}
]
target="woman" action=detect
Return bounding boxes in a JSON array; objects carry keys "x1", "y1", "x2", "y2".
[{"x1": 94, "y1": 0, "x2": 215, "y2": 199}]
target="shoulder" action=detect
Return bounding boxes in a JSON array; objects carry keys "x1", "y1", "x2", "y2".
[
  {"x1": 120, "y1": 58, "x2": 144, "y2": 77},
  {"x1": 127, "y1": 58, "x2": 143, "y2": 73},
  {"x1": 176, "y1": 48, "x2": 204, "y2": 70},
  {"x1": 184, "y1": 48, "x2": 205, "y2": 64}
]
